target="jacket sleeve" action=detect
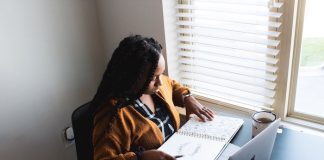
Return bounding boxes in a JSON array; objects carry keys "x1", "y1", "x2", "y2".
[
  {"x1": 164, "y1": 75, "x2": 190, "y2": 107},
  {"x1": 93, "y1": 134, "x2": 137, "y2": 160},
  {"x1": 93, "y1": 106, "x2": 137, "y2": 160}
]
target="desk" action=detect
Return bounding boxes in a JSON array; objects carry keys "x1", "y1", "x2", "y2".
[
  {"x1": 230, "y1": 116, "x2": 324, "y2": 160},
  {"x1": 179, "y1": 110, "x2": 324, "y2": 160}
]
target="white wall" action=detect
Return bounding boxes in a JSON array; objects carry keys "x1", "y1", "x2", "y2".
[
  {"x1": 95, "y1": 0, "x2": 167, "y2": 70},
  {"x1": 161, "y1": 0, "x2": 180, "y2": 80},
  {"x1": 0, "y1": 0, "x2": 105, "y2": 159},
  {"x1": 0, "y1": 0, "x2": 169, "y2": 159}
]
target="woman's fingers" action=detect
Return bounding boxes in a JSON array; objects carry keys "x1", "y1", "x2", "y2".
[
  {"x1": 199, "y1": 107, "x2": 214, "y2": 120},
  {"x1": 161, "y1": 151, "x2": 176, "y2": 160},
  {"x1": 205, "y1": 108, "x2": 215, "y2": 118},
  {"x1": 196, "y1": 110, "x2": 207, "y2": 122}
]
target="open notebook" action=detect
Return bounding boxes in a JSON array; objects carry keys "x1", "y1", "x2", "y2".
[{"x1": 158, "y1": 115, "x2": 244, "y2": 160}]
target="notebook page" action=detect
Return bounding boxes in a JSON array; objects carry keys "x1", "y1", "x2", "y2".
[
  {"x1": 178, "y1": 116, "x2": 244, "y2": 142},
  {"x1": 159, "y1": 133, "x2": 226, "y2": 160}
]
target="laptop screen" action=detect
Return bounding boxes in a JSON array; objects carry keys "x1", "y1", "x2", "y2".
[{"x1": 229, "y1": 119, "x2": 280, "y2": 160}]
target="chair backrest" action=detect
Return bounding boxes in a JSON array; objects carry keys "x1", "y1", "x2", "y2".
[{"x1": 72, "y1": 102, "x2": 93, "y2": 160}]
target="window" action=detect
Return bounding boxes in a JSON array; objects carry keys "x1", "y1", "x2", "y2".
[
  {"x1": 288, "y1": 0, "x2": 324, "y2": 125},
  {"x1": 162, "y1": 0, "x2": 324, "y2": 129},
  {"x1": 174, "y1": 0, "x2": 283, "y2": 111}
]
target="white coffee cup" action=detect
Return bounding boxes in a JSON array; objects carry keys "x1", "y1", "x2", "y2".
[{"x1": 251, "y1": 111, "x2": 276, "y2": 138}]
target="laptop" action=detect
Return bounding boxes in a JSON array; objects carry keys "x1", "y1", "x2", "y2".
[{"x1": 219, "y1": 118, "x2": 280, "y2": 160}]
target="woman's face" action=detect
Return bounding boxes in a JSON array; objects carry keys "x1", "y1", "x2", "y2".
[{"x1": 144, "y1": 55, "x2": 165, "y2": 95}]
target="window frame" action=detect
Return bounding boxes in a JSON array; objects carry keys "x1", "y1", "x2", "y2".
[{"x1": 286, "y1": 0, "x2": 324, "y2": 126}]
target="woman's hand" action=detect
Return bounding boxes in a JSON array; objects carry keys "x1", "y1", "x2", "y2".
[
  {"x1": 184, "y1": 96, "x2": 214, "y2": 121},
  {"x1": 140, "y1": 150, "x2": 176, "y2": 160}
]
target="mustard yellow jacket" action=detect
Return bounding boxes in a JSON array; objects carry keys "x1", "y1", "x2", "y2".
[{"x1": 93, "y1": 75, "x2": 189, "y2": 160}]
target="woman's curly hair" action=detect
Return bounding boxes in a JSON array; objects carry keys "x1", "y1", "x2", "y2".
[{"x1": 91, "y1": 35, "x2": 162, "y2": 121}]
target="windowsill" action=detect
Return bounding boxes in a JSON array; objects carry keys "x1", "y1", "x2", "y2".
[
  {"x1": 189, "y1": 95, "x2": 324, "y2": 138},
  {"x1": 193, "y1": 94, "x2": 272, "y2": 114},
  {"x1": 282, "y1": 117, "x2": 324, "y2": 138}
]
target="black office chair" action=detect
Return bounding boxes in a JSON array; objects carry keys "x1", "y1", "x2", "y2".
[{"x1": 72, "y1": 102, "x2": 93, "y2": 160}]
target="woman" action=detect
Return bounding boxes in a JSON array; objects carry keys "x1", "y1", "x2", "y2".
[{"x1": 91, "y1": 35, "x2": 214, "y2": 160}]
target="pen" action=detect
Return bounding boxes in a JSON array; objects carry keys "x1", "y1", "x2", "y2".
[{"x1": 174, "y1": 155, "x2": 184, "y2": 158}]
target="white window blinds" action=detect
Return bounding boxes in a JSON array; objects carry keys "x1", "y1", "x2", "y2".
[{"x1": 176, "y1": 0, "x2": 283, "y2": 109}]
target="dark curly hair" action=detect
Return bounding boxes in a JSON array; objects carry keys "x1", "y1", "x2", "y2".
[{"x1": 91, "y1": 35, "x2": 162, "y2": 129}]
